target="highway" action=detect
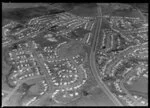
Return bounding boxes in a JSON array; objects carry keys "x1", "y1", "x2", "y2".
[{"x1": 89, "y1": 5, "x2": 123, "y2": 106}]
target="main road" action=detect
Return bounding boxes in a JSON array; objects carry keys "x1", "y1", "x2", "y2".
[{"x1": 89, "y1": 5, "x2": 123, "y2": 106}]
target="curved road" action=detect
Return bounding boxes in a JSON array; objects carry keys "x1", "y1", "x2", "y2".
[{"x1": 89, "y1": 5, "x2": 123, "y2": 106}]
